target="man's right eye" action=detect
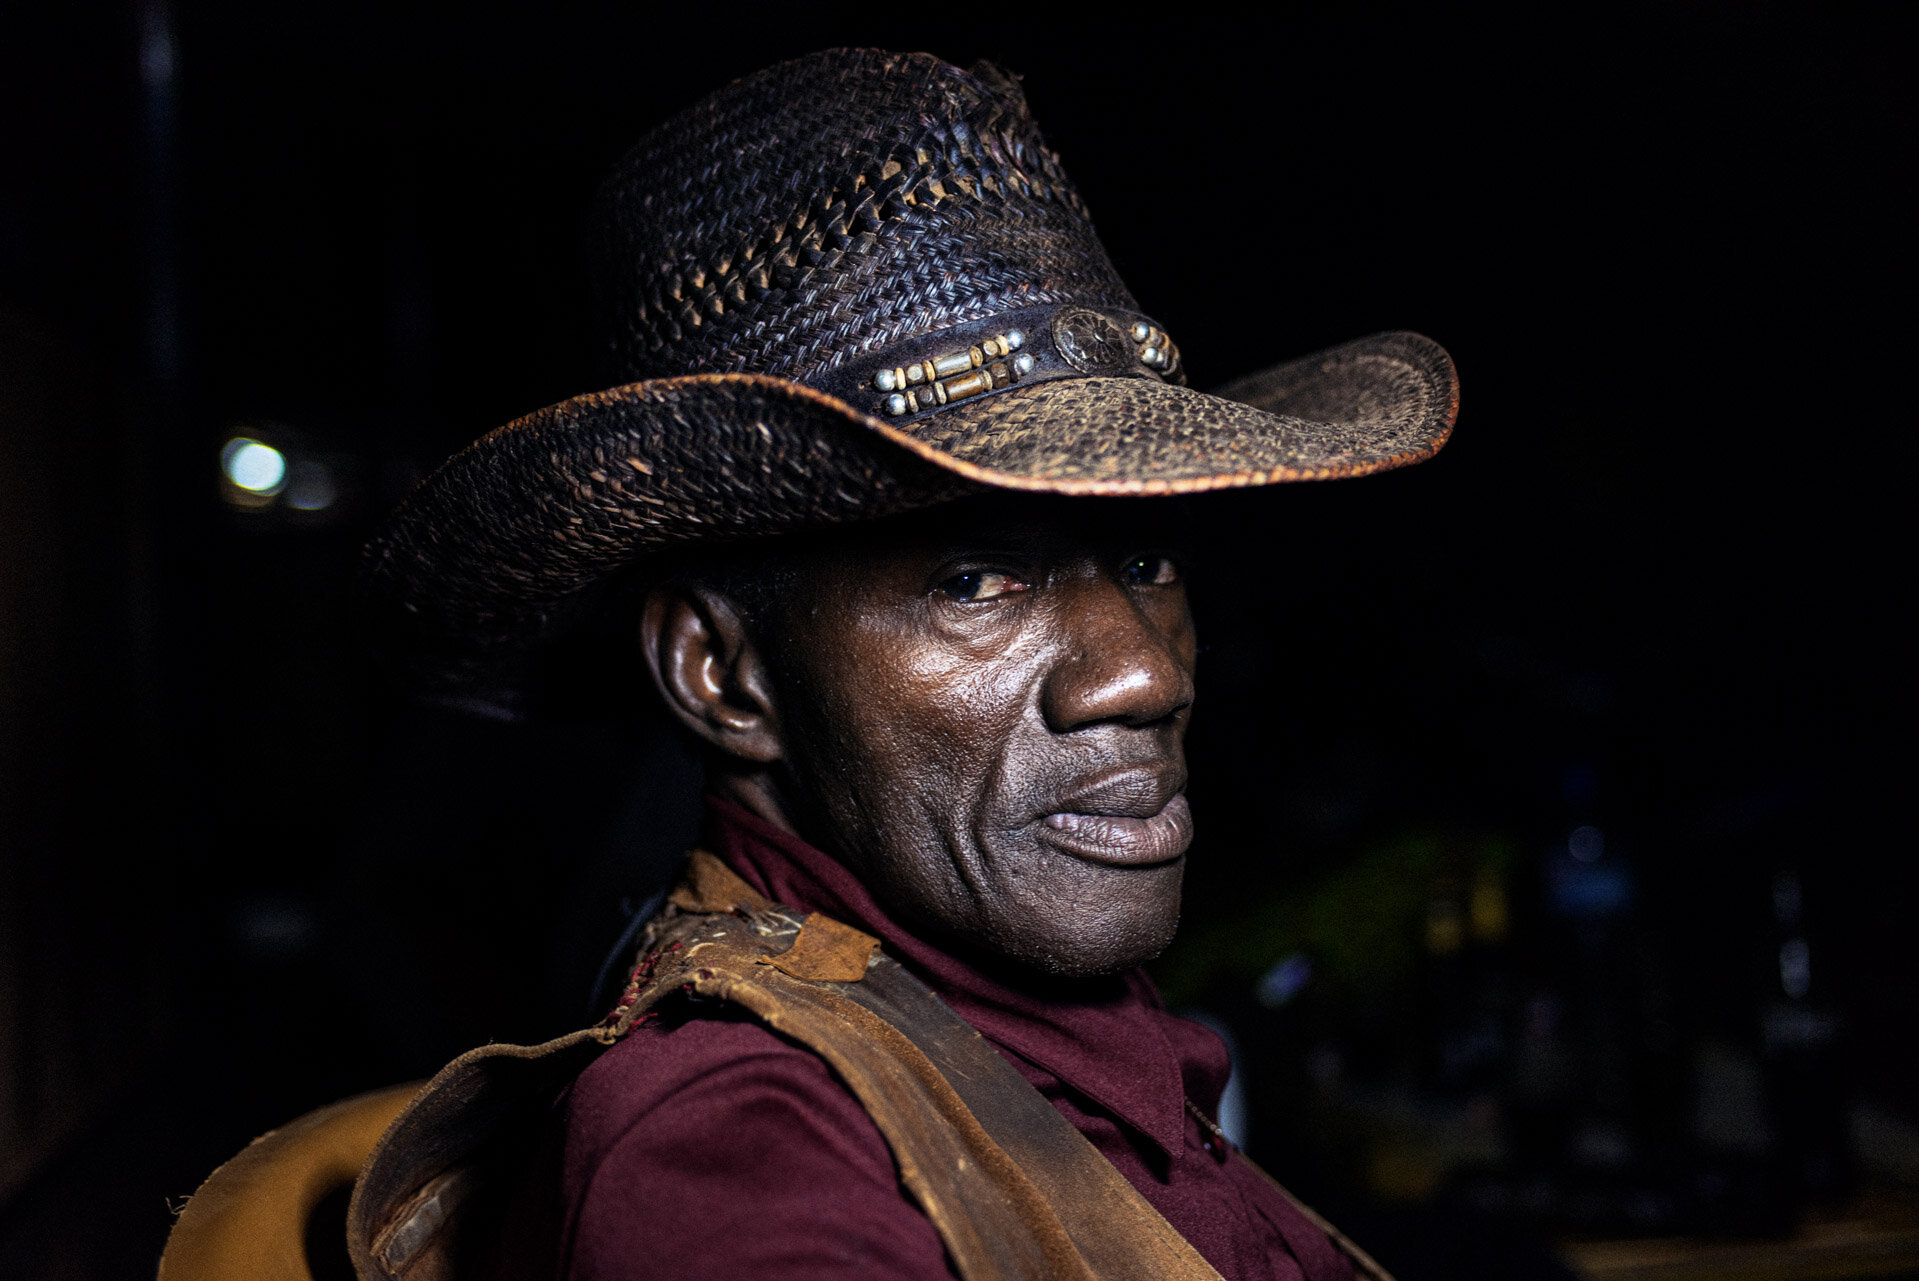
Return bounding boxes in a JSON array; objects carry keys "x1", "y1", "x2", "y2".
[{"x1": 937, "y1": 570, "x2": 1031, "y2": 602}]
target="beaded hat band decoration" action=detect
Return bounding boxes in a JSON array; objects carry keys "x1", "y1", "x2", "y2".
[{"x1": 809, "y1": 303, "x2": 1184, "y2": 425}]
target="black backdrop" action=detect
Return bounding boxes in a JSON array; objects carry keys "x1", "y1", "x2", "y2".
[{"x1": 2, "y1": 4, "x2": 1911, "y2": 1277}]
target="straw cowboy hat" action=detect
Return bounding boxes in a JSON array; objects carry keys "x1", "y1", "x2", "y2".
[{"x1": 362, "y1": 48, "x2": 1457, "y2": 693}]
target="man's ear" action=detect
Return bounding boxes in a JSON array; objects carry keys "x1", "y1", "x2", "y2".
[{"x1": 638, "y1": 582, "x2": 784, "y2": 764}]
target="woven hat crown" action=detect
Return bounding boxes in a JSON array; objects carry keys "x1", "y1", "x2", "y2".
[{"x1": 593, "y1": 49, "x2": 1138, "y2": 387}]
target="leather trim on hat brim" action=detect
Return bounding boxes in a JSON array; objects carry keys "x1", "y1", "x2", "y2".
[{"x1": 362, "y1": 330, "x2": 1455, "y2": 646}]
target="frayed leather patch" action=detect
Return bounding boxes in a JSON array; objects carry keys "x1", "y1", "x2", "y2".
[
  {"x1": 668, "y1": 848, "x2": 772, "y2": 914},
  {"x1": 759, "y1": 912, "x2": 879, "y2": 983}
]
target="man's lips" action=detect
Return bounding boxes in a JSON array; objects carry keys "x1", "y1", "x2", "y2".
[{"x1": 1040, "y1": 792, "x2": 1193, "y2": 867}]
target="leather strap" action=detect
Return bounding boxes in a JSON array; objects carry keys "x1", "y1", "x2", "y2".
[
  {"x1": 820, "y1": 942, "x2": 1224, "y2": 1280},
  {"x1": 346, "y1": 853, "x2": 1386, "y2": 1281}
]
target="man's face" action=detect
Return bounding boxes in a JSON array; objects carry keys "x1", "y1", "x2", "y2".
[{"x1": 761, "y1": 496, "x2": 1198, "y2": 978}]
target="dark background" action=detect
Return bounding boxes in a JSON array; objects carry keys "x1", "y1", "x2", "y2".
[{"x1": 2, "y1": 4, "x2": 1911, "y2": 1278}]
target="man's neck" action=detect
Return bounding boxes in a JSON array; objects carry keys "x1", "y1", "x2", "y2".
[{"x1": 705, "y1": 766, "x2": 801, "y2": 838}]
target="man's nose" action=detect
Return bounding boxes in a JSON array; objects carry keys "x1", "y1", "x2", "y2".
[{"x1": 1039, "y1": 580, "x2": 1194, "y2": 733}]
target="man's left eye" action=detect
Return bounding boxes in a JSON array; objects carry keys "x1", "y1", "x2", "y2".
[
  {"x1": 1122, "y1": 555, "x2": 1179, "y2": 586},
  {"x1": 938, "y1": 570, "x2": 1031, "y2": 602}
]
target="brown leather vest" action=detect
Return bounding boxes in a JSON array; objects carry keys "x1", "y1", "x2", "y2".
[{"x1": 345, "y1": 852, "x2": 1391, "y2": 1281}]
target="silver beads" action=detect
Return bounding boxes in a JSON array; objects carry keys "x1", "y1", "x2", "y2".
[
  {"x1": 867, "y1": 315, "x2": 1169, "y2": 419},
  {"x1": 873, "y1": 329, "x2": 1032, "y2": 416},
  {"x1": 1132, "y1": 322, "x2": 1178, "y2": 373}
]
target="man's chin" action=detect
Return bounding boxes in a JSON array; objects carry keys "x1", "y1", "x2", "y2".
[
  {"x1": 977, "y1": 873, "x2": 1186, "y2": 980},
  {"x1": 1001, "y1": 927, "x2": 1180, "y2": 981}
]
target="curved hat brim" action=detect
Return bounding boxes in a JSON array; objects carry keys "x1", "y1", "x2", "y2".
[{"x1": 363, "y1": 330, "x2": 1456, "y2": 644}]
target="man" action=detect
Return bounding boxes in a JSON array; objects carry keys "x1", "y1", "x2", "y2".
[{"x1": 350, "y1": 48, "x2": 1455, "y2": 1281}]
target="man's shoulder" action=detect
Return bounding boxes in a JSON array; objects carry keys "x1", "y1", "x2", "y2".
[
  {"x1": 574, "y1": 1004, "x2": 838, "y2": 1110},
  {"x1": 553, "y1": 1004, "x2": 959, "y2": 1279},
  {"x1": 562, "y1": 1003, "x2": 882, "y2": 1170}
]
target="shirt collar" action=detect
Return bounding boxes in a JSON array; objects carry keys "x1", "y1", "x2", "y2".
[{"x1": 702, "y1": 795, "x2": 1193, "y2": 1157}]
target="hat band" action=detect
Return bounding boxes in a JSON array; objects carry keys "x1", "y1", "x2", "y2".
[{"x1": 808, "y1": 303, "x2": 1182, "y2": 426}]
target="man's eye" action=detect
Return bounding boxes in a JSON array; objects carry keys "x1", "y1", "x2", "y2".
[
  {"x1": 1122, "y1": 555, "x2": 1179, "y2": 586},
  {"x1": 938, "y1": 570, "x2": 1030, "y2": 602}
]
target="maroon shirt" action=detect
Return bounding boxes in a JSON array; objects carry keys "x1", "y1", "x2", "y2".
[{"x1": 541, "y1": 798, "x2": 1353, "y2": 1281}]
